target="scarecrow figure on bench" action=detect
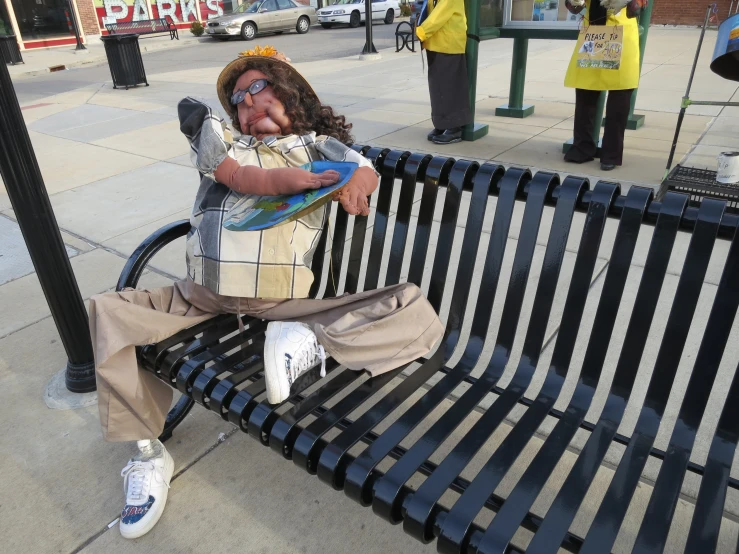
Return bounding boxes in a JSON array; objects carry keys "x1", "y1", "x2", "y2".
[{"x1": 89, "y1": 45, "x2": 444, "y2": 540}]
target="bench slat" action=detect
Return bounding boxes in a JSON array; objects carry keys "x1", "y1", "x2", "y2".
[
  {"x1": 385, "y1": 152, "x2": 428, "y2": 286},
  {"x1": 426, "y1": 160, "x2": 477, "y2": 312},
  {"x1": 441, "y1": 163, "x2": 504, "y2": 359},
  {"x1": 309, "y1": 217, "x2": 331, "y2": 299},
  {"x1": 407, "y1": 157, "x2": 452, "y2": 290},
  {"x1": 327, "y1": 202, "x2": 349, "y2": 297},
  {"x1": 364, "y1": 148, "x2": 399, "y2": 291}
]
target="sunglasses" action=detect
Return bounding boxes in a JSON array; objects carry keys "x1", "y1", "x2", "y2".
[{"x1": 231, "y1": 79, "x2": 270, "y2": 106}]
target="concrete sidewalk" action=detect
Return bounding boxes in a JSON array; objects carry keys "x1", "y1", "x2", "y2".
[
  {"x1": 8, "y1": 33, "x2": 204, "y2": 79},
  {"x1": 2, "y1": 26, "x2": 739, "y2": 554}
]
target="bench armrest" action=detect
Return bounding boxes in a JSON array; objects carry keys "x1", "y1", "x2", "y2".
[{"x1": 116, "y1": 219, "x2": 191, "y2": 291}]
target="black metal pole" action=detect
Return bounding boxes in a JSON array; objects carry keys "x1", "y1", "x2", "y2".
[
  {"x1": 0, "y1": 60, "x2": 95, "y2": 392},
  {"x1": 361, "y1": 0, "x2": 378, "y2": 55},
  {"x1": 665, "y1": 5, "x2": 711, "y2": 174},
  {"x1": 67, "y1": 0, "x2": 87, "y2": 51}
]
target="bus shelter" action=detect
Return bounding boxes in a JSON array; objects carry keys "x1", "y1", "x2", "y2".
[{"x1": 463, "y1": 0, "x2": 653, "y2": 143}]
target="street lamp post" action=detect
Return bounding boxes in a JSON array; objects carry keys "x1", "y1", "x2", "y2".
[
  {"x1": 361, "y1": 0, "x2": 378, "y2": 56},
  {"x1": 67, "y1": 0, "x2": 87, "y2": 51},
  {"x1": 0, "y1": 59, "x2": 96, "y2": 392}
]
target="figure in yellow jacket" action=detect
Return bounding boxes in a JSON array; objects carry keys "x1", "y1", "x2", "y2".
[
  {"x1": 563, "y1": 0, "x2": 642, "y2": 170},
  {"x1": 416, "y1": 0, "x2": 471, "y2": 144}
]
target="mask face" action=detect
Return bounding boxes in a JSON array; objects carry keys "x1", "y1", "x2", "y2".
[{"x1": 234, "y1": 69, "x2": 293, "y2": 139}]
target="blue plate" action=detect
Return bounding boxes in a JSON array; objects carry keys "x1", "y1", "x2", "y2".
[{"x1": 223, "y1": 161, "x2": 358, "y2": 232}]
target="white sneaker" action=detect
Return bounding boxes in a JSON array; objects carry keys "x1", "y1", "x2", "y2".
[
  {"x1": 264, "y1": 321, "x2": 327, "y2": 404},
  {"x1": 119, "y1": 440, "x2": 175, "y2": 539}
]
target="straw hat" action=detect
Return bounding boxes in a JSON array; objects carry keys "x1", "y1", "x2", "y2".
[{"x1": 216, "y1": 45, "x2": 318, "y2": 119}]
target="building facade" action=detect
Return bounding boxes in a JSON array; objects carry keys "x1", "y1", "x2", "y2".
[
  {"x1": 1, "y1": 0, "x2": 738, "y2": 51},
  {"x1": 0, "y1": 0, "x2": 228, "y2": 49}
]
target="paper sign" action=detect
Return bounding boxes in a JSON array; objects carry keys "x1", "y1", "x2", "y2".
[{"x1": 576, "y1": 25, "x2": 623, "y2": 70}]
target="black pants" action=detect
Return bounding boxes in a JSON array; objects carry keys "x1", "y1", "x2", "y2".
[
  {"x1": 565, "y1": 88, "x2": 634, "y2": 166},
  {"x1": 427, "y1": 50, "x2": 472, "y2": 130}
]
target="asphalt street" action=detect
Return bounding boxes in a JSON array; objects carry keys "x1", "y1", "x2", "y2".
[{"x1": 11, "y1": 23, "x2": 410, "y2": 105}]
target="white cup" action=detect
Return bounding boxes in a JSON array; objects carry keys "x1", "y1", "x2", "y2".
[{"x1": 717, "y1": 152, "x2": 739, "y2": 184}]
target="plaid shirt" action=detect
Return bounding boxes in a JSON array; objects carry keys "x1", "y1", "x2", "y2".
[{"x1": 178, "y1": 97, "x2": 375, "y2": 299}]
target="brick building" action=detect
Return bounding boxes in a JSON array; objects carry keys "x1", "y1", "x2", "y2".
[{"x1": 652, "y1": 0, "x2": 733, "y2": 26}]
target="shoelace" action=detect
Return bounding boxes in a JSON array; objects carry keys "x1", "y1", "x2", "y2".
[
  {"x1": 121, "y1": 460, "x2": 170, "y2": 504},
  {"x1": 290, "y1": 335, "x2": 326, "y2": 384}
]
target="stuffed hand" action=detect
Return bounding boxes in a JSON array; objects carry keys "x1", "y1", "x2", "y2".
[
  {"x1": 600, "y1": 0, "x2": 629, "y2": 12},
  {"x1": 267, "y1": 167, "x2": 340, "y2": 195},
  {"x1": 214, "y1": 157, "x2": 341, "y2": 196},
  {"x1": 332, "y1": 166, "x2": 378, "y2": 216}
]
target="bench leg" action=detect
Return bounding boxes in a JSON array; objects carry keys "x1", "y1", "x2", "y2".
[{"x1": 159, "y1": 395, "x2": 195, "y2": 442}]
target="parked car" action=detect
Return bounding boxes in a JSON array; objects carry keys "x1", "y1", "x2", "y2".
[
  {"x1": 206, "y1": 0, "x2": 317, "y2": 40},
  {"x1": 316, "y1": 0, "x2": 399, "y2": 28},
  {"x1": 410, "y1": 0, "x2": 423, "y2": 23}
]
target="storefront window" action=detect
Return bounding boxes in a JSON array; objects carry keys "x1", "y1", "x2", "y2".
[
  {"x1": 480, "y1": 0, "x2": 504, "y2": 28},
  {"x1": 0, "y1": 0, "x2": 14, "y2": 34},
  {"x1": 10, "y1": 0, "x2": 74, "y2": 40},
  {"x1": 509, "y1": 0, "x2": 581, "y2": 23}
]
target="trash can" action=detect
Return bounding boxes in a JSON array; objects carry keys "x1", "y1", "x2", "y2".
[
  {"x1": 100, "y1": 34, "x2": 148, "y2": 90},
  {"x1": 0, "y1": 35, "x2": 23, "y2": 65}
]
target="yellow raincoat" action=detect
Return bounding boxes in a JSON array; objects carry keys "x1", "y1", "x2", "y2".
[
  {"x1": 564, "y1": 0, "x2": 640, "y2": 91},
  {"x1": 415, "y1": 0, "x2": 467, "y2": 54}
]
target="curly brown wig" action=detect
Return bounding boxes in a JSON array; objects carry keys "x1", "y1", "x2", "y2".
[{"x1": 225, "y1": 61, "x2": 354, "y2": 145}]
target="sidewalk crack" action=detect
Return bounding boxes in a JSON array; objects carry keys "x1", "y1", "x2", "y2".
[{"x1": 68, "y1": 427, "x2": 238, "y2": 554}]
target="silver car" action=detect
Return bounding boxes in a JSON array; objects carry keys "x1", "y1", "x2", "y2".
[{"x1": 206, "y1": 0, "x2": 317, "y2": 41}]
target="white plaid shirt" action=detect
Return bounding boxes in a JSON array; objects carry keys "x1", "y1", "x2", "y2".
[{"x1": 178, "y1": 97, "x2": 375, "y2": 299}]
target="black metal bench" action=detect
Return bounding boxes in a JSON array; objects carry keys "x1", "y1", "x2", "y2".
[
  {"x1": 105, "y1": 18, "x2": 178, "y2": 40},
  {"x1": 118, "y1": 147, "x2": 739, "y2": 553}
]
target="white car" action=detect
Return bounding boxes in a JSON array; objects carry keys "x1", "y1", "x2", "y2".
[{"x1": 316, "y1": 0, "x2": 399, "y2": 28}]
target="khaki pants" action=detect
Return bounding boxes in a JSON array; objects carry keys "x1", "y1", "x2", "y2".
[{"x1": 90, "y1": 280, "x2": 444, "y2": 442}]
